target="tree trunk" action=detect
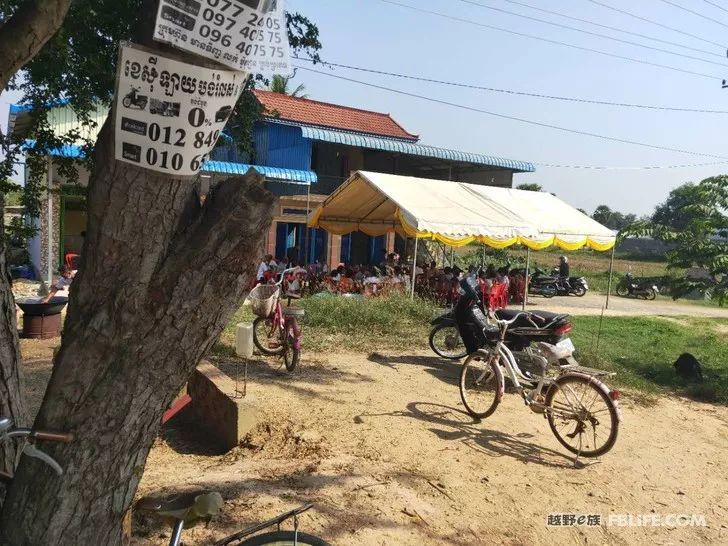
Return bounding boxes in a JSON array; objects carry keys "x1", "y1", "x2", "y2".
[
  {"x1": 0, "y1": 197, "x2": 26, "y2": 502},
  {"x1": 0, "y1": 0, "x2": 72, "y2": 505},
  {"x1": 0, "y1": 112, "x2": 275, "y2": 542}
]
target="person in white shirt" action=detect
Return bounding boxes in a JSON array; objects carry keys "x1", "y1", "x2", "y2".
[{"x1": 256, "y1": 254, "x2": 273, "y2": 283}]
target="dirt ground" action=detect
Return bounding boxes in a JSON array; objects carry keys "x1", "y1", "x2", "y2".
[
  {"x1": 17, "y1": 338, "x2": 728, "y2": 546},
  {"x1": 522, "y1": 293, "x2": 728, "y2": 319}
]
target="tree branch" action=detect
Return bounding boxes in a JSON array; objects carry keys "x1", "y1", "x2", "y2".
[{"x1": 0, "y1": 0, "x2": 72, "y2": 90}]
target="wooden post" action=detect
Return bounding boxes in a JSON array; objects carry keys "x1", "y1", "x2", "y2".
[
  {"x1": 522, "y1": 247, "x2": 530, "y2": 311},
  {"x1": 606, "y1": 244, "x2": 616, "y2": 309},
  {"x1": 410, "y1": 237, "x2": 419, "y2": 299}
]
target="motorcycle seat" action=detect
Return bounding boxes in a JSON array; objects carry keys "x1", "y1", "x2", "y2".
[{"x1": 496, "y1": 309, "x2": 569, "y2": 327}]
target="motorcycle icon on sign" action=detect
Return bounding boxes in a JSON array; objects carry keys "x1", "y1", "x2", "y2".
[{"x1": 122, "y1": 87, "x2": 148, "y2": 110}]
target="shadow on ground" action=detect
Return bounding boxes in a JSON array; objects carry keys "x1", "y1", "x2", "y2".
[{"x1": 356, "y1": 401, "x2": 579, "y2": 469}]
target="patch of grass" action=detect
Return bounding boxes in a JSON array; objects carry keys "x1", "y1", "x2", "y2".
[
  {"x1": 216, "y1": 296, "x2": 728, "y2": 405},
  {"x1": 571, "y1": 316, "x2": 728, "y2": 404},
  {"x1": 215, "y1": 294, "x2": 441, "y2": 354}
]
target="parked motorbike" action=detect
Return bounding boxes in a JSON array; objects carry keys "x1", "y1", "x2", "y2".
[
  {"x1": 616, "y1": 273, "x2": 658, "y2": 300},
  {"x1": 527, "y1": 268, "x2": 559, "y2": 298},
  {"x1": 122, "y1": 87, "x2": 148, "y2": 110},
  {"x1": 430, "y1": 277, "x2": 575, "y2": 373},
  {"x1": 550, "y1": 268, "x2": 589, "y2": 297}
]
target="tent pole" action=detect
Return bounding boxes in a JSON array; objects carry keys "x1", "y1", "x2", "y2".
[
  {"x1": 606, "y1": 244, "x2": 616, "y2": 310},
  {"x1": 481, "y1": 243, "x2": 485, "y2": 270},
  {"x1": 410, "y1": 237, "x2": 419, "y2": 299},
  {"x1": 450, "y1": 246, "x2": 455, "y2": 268},
  {"x1": 522, "y1": 247, "x2": 530, "y2": 311}
]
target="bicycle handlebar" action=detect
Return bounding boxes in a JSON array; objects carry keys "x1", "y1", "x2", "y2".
[
  {"x1": 1, "y1": 421, "x2": 73, "y2": 477},
  {"x1": 33, "y1": 431, "x2": 74, "y2": 443},
  {"x1": 272, "y1": 267, "x2": 306, "y2": 287}
]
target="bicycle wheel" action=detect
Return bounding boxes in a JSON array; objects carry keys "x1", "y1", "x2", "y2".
[
  {"x1": 545, "y1": 373, "x2": 619, "y2": 457},
  {"x1": 253, "y1": 317, "x2": 284, "y2": 356},
  {"x1": 281, "y1": 319, "x2": 300, "y2": 372},
  {"x1": 237, "y1": 531, "x2": 330, "y2": 546},
  {"x1": 459, "y1": 350, "x2": 504, "y2": 418},
  {"x1": 429, "y1": 324, "x2": 467, "y2": 360}
]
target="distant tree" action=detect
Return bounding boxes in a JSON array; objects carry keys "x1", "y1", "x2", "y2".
[
  {"x1": 577, "y1": 208, "x2": 588, "y2": 215},
  {"x1": 269, "y1": 72, "x2": 308, "y2": 98},
  {"x1": 592, "y1": 205, "x2": 637, "y2": 232},
  {"x1": 516, "y1": 182, "x2": 542, "y2": 192},
  {"x1": 625, "y1": 175, "x2": 728, "y2": 304},
  {"x1": 652, "y1": 182, "x2": 703, "y2": 230}
]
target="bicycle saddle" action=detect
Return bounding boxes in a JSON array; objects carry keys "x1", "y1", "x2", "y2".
[{"x1": 136, "y1": 490, "x2": 223, "y2": 524}]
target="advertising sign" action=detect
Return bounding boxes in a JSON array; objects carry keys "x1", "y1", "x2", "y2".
[
  {"x1": 114, "y1": 42, "x2": 247, "y2": 176},
  {"x1": 154, "y1": 0, "x2": 291, "y2": 75}
]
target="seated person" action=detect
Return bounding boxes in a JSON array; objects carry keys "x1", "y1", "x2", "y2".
[
  {"x1": 43, "y1": 266, "x2": 74, "y2": 302},
  {"x1": 338, "y1": 269, "x2": 356, "y2": 293}
]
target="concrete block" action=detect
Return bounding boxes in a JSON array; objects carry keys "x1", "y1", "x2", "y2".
[{"x1": 188, "y1": 361, "x2": 258, "y2": 452}]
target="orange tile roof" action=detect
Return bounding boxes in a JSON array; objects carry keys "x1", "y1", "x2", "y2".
[{"x1": 253, "y1": 89, "x2": 419, "y2": 141}]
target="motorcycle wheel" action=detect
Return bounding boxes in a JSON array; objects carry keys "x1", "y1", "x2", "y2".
[
  {"x1": 645, "y1": 288, "x2": 657, "y2": 301},
  {"x1": 429, "y1": 324, "x2": 468, "y2": 360},
  {"x1": 572, "y1": 285, "x2": 587, "y2": 297},
  {"x1": 616, "y1": 285, "x2": 629, "y2": 297},
  {"x1": 122, "y1": 97, "x2": 131, "y2": 108},
  {"x1": 542, "y1": 285, "x2": 557, "y2": 299}
]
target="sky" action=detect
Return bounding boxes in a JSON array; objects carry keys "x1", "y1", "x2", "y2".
[{"x1": 3, "y1": 0, "x2": 728, "y2": 216}]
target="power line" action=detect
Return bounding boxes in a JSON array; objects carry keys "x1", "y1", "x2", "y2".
[
  {"x1": 657, "y1": 0, "x2": 728, "y2": 29},
  {"x1": 453, "y1": 0, "x2": 728, "y2": 68},
  {"x1": 295, "y1": 57, "x2": 728, "y2": 114},
  {"x1": 586, "y1": 0, "x2": 726, "y2": 49},
  {"x1": 295, "y1": 65, "x2": 728, "y2": 162},
  {"x1": 374, "y1": 0, "x2": 721, "y2": 81},
  {"x1": 703, "y1": 0, "x2": 728, "y2": 16},
  {"x1": 500, "y1": 0, "x2": 725, "y2": 59},
  {"x1": 533, "y1": 160, "x2": 728, "y2": 170}
]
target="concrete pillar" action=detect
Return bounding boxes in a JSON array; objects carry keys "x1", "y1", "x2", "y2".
[
  {"x1": 329, "y1": 234, "x2": 342, "y2": 266},
  {"x1": 386, "y1": 232, "x2": 395, "y2": 254},
  {"x1": 266, "y1": 221, "x2": 277, "y2": 258}
]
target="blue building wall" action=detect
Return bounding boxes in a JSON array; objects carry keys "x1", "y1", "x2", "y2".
[{"x1": 254, "y1": 123, "x2": 312, "y2": 171}]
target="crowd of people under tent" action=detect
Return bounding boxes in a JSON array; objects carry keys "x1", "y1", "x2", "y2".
[{"x1": 255, "y1": 251, "x2": 532, "y2": 309}]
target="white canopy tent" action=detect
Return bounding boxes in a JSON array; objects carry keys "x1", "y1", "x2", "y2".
[{"x1": 309, "y1": 171, "x2": 617, "y2": 305}]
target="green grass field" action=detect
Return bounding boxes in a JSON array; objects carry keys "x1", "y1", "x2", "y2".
[{"x1": 216, "y1": 295, "x2": 728, "y2": 405}]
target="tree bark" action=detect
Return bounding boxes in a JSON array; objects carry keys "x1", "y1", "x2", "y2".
[
  {"x1": 0, "y1": 0, "x2": 72, "y2": 503},
  {"x1": 0, "y1": 196, "x2": 26, "y2": 503},
  {"x1": 0, "y1": 0, "x2": 72, "y2": 91},
  {"x1": 0, "y1": 111, "x2": 275, "y2": 542}
]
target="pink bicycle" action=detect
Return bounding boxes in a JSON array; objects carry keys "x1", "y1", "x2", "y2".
[{"x1": 250, "y1": 267, "x2": 305, "y2": 372}]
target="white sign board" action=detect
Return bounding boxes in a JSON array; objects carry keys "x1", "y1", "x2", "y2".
[
  {"x1": 153, "y1": 0, "x2": 291, "y2": 75},
  {"x1": 114, "y1": 43, "x2": 247, "y2": 177}
]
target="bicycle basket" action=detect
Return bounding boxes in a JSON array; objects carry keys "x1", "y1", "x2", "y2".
[{"x1": 248, "y1": 285, "x2": 280, "y2": 318}]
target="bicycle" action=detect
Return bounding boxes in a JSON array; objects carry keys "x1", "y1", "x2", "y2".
[
  {"x1": 135, "y1": 492, "x2": 329, "y2": 546},
  {"x1": 0, "y1": 417, "x2": 74, "y2": 483},
  {"x1": 459, "y1": 312, "x2": 621, "y2": 458},
  {"x1": 250, "y1": 267, "x2": 305, "y2": 372}
]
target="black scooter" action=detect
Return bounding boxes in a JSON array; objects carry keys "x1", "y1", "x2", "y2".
[
  {"x1": 551, "y1": 268, "x2": 589, "y2": 297},
  {"x1": 429, "y1": 277, "x2": 574, "y2": 365},
  {"x1": 122, "y1": 87, "x2": 148, "y2": 110},
  {"x1": 616, "y1": 273, "x2": 658, "y2": 300}
]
